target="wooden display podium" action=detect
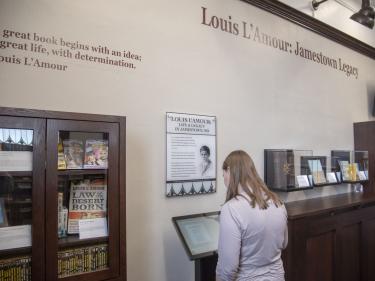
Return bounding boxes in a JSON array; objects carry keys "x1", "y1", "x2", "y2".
[
  {"x1": 195, "y1": 254, "x2": 217, "y2": 281},
  {"x1": 172, "y1": 212, "x2": 219, "y2": 281}
]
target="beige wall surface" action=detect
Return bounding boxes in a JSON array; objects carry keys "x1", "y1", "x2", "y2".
[{"x1": 1, "y1": 0, "x2": 375, "y2": 280}]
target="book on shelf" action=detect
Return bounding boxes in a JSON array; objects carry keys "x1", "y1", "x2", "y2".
[
  {"x1": 58, "y1": 153, "x2": 67, "y2": 170},
  {"x1": 57, "y1": 139, "x2": 66, "y2": 170},
  {"x1": 84, "y1": 140, "x2": 108, "y2": 169},
  {"x1": 63, "y1": 140, "x2": 84, "y2": 169},
  {"x1": 0, "y1": 198, "x2": 8, "y2": 227},
  {"x1": 58, "y1": 193, "x2": 68, "y2": 238},
  {"x1": 0, "y1": 256, "x2": 31, "y2": 280},
  {"x1": 15, "y1": 182, "x2": 32, "y2": 190},
  {"x1": 58, "y1": 244, "x2": 108, "y2": 278},
  {"x1": 67, "y1": 179, "x2": 107, "y2": 234}
]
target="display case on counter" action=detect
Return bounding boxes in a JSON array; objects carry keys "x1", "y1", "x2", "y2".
[{"x1": 265, "y1": 149, "x2": 368, "y2": 192}]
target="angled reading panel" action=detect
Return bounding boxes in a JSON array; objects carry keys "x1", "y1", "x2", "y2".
[{"x1": 172, "y1": 211, "x2": 220, "y2": 260}]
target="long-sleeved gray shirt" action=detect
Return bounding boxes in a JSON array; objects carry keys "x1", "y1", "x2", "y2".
[{"x1": 216, "y1": 191, "x2": 288, "y2": 281}]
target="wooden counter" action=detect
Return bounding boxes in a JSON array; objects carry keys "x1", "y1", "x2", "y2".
[
  {"x1": 286, "y1": 192, "x2": 375, "y2": 219},
  {"x1": 283, "y1": 192, "x2": 375, "y2": 281}
]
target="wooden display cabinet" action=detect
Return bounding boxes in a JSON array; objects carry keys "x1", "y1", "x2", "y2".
[
  {"x1": 284, "y1": 193, "x2": 375, "y2": 281},
  {"x1": 354, "y1": 121, "x2": 374, "y2": 192},
  {"x1": 0, "y1": 107, "x2": 126, "y2": 281}
]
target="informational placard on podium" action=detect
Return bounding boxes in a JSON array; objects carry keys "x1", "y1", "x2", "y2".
[
  {"x1": 172, "y1": 212, "x2": 219, "y2": 260},
  {"x1": 166, "y1": 112, "x2": 216, "y2": 197}
]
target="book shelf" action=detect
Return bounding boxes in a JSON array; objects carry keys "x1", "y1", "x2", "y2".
[
  {"x1": 0, "y1": 107, "x2": 126, "y2": 281},
  {"x1": 57, "y1": 170, "x2": 107, "y2": 176},
  {"x1": 0, "y1": 171, "x2": 32, "y2": 177},
  {"x1": 58, "y1": 236, "x2": 109, "y2": 249}
]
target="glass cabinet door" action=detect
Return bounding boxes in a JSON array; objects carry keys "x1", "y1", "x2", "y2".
[
  {"x1": 0, "y1": 116, "x2": 45, "y2": 281},
  {"x1": 46, "y1": 120, "x2": 119, "y2": 281}
]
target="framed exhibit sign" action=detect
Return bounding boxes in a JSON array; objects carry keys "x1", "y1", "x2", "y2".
[
  {"x1": 166, "y1": 112, "x2": 216, "y2": 197},
  {"x1": 172, "y1": 211, "x2": 219, "y2": 260}
]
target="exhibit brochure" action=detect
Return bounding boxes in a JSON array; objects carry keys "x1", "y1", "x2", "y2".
[
  {"x1": 296, "y1": 175, "x2": 310, "y2": 188},
  {"x1": 166, "y1": 112, "x2": 216, "y2": 197},
  {"x1": 358, "y1": 171, "x2": 367, "y2": 181},
  {"x1": 79, "y1": 218, "x2": 108, "y2": 239},
  {"x1": 326, "y1": 172, "x2": 338, "y2": 183}
]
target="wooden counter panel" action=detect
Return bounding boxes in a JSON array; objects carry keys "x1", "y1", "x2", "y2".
[
  {"x1": 285, "y1": 192, "x2": 375, "y2": 220},
  {"x1": 284, "y1": 192, "x2": 375, "y2": 281}
]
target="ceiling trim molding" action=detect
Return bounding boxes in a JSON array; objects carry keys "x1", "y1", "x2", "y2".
[{"x1": 241, "y1": 0, "x2": 375, "y2": 60}]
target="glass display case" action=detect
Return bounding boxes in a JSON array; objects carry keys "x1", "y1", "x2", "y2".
[
  {"x1": 264, "y1": 149, "x2": 313, "y2": 191},
  {"x1": 0, "y1": 118, "x2": 45, "y2": 281},
  {"x1": 300, "y1": 155, "x2": 329, "y2": 186},
  {"x1": 46, "y1": 119, "x2": 121, "y2": 281},
  {"x1": 55, "y1": 130, "x2": 110, "y2": 278},
  {"x1": 0, "y1": 108, "x2": 126, "y2": 281},
  {"x1": 332, "y1": 150, "x2": 369, "y2": 183},
  {"x1": 331, "y1": 150, "x2": 351, "y2": 182},
  {"x1": 265, "y1": 149, "x2": 369, "y2": 192}
]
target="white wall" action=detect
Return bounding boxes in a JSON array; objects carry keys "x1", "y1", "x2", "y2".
[{"x1": 1, "y1": 0, "x2": 375, "y2": 280}]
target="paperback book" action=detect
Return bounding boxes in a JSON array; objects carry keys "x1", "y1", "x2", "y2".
[
  {"x1": 63, "y1": 140, "x2": 84, "y2": 169},
  {"x1": 58, "y1": 192, "x2": 68, "y2": 238},
  {"x1": 57, "y1": 140, "x2": 66, "y2": 170},
  {"x1": 68, "y1": 179, "x2": 107, "y2": 234},
  {"x1": 84, "y1": 140, "x2": 108, "y2": 169}
]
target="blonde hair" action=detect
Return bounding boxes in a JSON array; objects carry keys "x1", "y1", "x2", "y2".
[{"x1": 222, "y1": 150, "x2": 282, "y2": 209}]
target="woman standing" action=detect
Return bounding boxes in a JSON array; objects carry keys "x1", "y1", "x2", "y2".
[{"x1": 216, "y1": 150, "x2": 288, "y2": 281}]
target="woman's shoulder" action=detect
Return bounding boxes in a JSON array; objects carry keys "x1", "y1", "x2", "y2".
[
  {"x1": 222, "y1": 195, "x2": 251, "y2": 214},
  {"x1": 225, "y1": 193, "x2": 286, "y2": 212}
]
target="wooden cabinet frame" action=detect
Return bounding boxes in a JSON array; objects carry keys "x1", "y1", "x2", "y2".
[{"x1": 0, "y1": 107, "x2": 126, "y2": 281}]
